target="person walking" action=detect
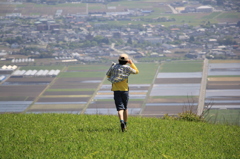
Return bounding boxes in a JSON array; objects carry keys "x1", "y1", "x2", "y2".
[{"x1": 106, "y1": 54, "x2": 139, "y2": 132}]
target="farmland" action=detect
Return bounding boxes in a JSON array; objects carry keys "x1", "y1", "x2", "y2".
[
  {"x1": 0, "y1": 1, "x2": 238, "y2": 26},
  {"x1": 27, "y1": 64, "x2": 108, "y2": 114},
  {"x1": 205, "y1": 60, "x2": 240, "y2": 124},
  {"x1": 0, "y1": 60, "x2": 240, "y2": 125},
  {"x1": 160, "y1": 61, "x2": 203, "y2": 72},
  {"x1": 0, "y1": 0, "x2": 239, "y2": 130},
  {"x1": 0, "y1": 62, "x2": 158, "y2": 115},
  {"x1": 143, "y1": 61, "x2": 203, "y2": 117}
]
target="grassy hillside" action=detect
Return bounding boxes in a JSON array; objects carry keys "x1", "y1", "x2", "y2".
[{"x1": 0, "y1": 114, "x2": 239, "y2": 158}]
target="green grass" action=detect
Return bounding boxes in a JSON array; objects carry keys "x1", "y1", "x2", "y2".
[
  {"x1": 205, "y1": 109, "x2": 240, "y2": 126},
  {"x1": 217, "y1": 12, "x2": 240, "y2": 19},
  {"x1": 129, "y1": 63, "x2": 159, "y2": 84},
  {"x1": 32, "y1": 4, "x2": 51, "y2": 7},
  {"x1": 160, "y1": 61, "x2": 203, "y2": 72},
  {"x1": 110, "y1": 1, "x2": 152, "y2": 8},
  {"x1": 0, "y1": 114, "x2": 239, "y2": 158},
  {"x1": 202, "y1": 12, "x2": 222, "y2": 20},
  {"x1": 16, "y1": 4, "x2": 26, "y2": 7},
  {"x1": 137, "y1": 56, "x2": 185, "y2": 62},
  {"x1": 55, "y1": 3, "x2": 85, "y2": 7}
]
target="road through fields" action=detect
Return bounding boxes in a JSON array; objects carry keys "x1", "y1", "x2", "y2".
[{"x1": 197, "y1": 59, "x2": 208, "y2": 116}]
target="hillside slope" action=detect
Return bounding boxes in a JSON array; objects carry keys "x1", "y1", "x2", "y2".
[{"x1": 0, "y1": 114, "x2": 239, "y2": 158}]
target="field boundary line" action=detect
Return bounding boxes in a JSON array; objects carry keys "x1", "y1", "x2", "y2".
[
  {"x1": 139, "y1": 63, "x2": 162, "y2": 115},
  {"x1": 213, "y1": 11, "x2": 223, "y2": 19},
  {"x1": 80, "y1": 76, "x2": 107, "y2": 114},
  {"x1": 204, "y1": 12, "x2": 223, "y2": 25},
  {"x1": 197, "y1": 59, "x2": 208, "y2": 116}
]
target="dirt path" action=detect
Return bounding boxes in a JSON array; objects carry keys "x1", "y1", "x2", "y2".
[{"x1": 168, "y1": 4, "x2": 178, "y2": 14}]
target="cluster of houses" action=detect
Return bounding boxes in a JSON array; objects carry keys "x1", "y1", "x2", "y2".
[{"x1": 0, "y1": 1, "x2": 239, "y2": 62}]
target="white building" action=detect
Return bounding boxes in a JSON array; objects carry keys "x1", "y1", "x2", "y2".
[{"x1": 196, "y1": 6, "x2": 213, "y2": 12}]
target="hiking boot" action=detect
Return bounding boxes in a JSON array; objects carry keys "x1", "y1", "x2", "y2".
[{"x1": 121, "y1": 122, "x2": 126, "y2": 132}]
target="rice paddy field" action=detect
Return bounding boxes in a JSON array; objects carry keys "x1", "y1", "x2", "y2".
[{"x1": 1, "y1": 60, "x2": 240, "y2": 125}]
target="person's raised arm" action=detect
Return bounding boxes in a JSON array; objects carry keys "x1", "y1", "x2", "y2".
[{"x1": 128, "y1": 59, "x2": 139, "y2": 74}]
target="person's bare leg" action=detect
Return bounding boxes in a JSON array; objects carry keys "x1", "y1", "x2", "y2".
[
  {"x1": 118, "y1": 110, "x2": 126, "y2": 132},
  {"x1": 118, "y1": 110, "x2": 124, "y2": 121}
]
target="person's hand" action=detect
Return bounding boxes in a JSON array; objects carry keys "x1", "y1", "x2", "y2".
[{"x1": 128, "y1": 59, "x2": 133, "y2": 64}]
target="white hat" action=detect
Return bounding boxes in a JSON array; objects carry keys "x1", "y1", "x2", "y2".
[{"x1": 118, "y1": 54, "x2": 129, "y2": 61}]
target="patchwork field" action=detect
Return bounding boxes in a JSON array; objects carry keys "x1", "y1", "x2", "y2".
[
  {"x1": 142, "y1": 61, "x2": 203, "y2": 117},
  {"x1": 0, "y1": 67, "x2": 62, "y2": 113},
  {"x1": 206, "y1": 62, "x2": 240, "y2": 101},
  {"x1": 1, "y1": 1, "x2": 238, "y2": 26},
  {"x1": 205, "y1": 60, "x2": 240, "y2": 124},
  {"x1": 26, "y1": 64, "x2": 109, "y2": 114},
  {"x1": 1, "y1": 60, "x2": 240, "y2": 124},
  {"x1": 0, "y1": 85, "x2": 46, "y2": 98},
  {"x1": 0, "y1": 81, "x2": 51, "y2": 112}
]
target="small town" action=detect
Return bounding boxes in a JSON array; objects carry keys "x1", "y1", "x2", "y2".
[{"x1": 0, "y1": 0, "x2": 239, "y2": 65}]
